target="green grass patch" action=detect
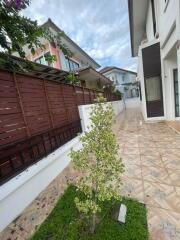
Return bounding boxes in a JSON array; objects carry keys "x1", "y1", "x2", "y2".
[{"x1": 31, "y1": 185, "x2": 149, "y2": 240}]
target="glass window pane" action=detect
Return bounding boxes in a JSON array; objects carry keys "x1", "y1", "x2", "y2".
[
  {"x1": 146, "y1": 76, "x2": 161, "y2": 101},
  {"x1": 65, "y1": 58, "x2": 70, "y2": 71}
]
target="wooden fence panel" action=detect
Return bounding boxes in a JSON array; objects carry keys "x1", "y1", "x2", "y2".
[
  {"x1": 0, "y1": 71, "x2": 27, "y2": 146},
  {"x1": 84, "y1": 88, "x2": 91, "y2": 104},
  {"x1": 0, "y1": 69, "x2": 120, "y2": 148},
  {"x1": 45, "y1": 81, "x2": 68, "y2": 128},
  {"x1": 75, "y1": 86, "x2": 84, "y2": 106},
  {"x1": 17, "y1": 75, "x2": 52, "y2": 136},
  {"x1": 62, "y1": 85, "x2": 79, "y2": 122}
]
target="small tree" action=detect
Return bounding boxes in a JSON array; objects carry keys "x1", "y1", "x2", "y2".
[{"x1": 70, "y1": 96, "x2": 124, "y2": 233}]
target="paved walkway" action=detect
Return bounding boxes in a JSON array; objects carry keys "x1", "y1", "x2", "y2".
[{"x1": 115, "y1": 108, "x2": 180, "y2": 240}]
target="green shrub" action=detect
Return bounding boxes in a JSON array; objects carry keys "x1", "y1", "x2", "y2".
[{"x1": 65, "y1": 73, "x2": 80, "y2": 85}]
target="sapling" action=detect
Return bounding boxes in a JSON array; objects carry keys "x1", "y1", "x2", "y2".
[{"x1": 70, "y1": 96, "x2": 124, "y2": 233}]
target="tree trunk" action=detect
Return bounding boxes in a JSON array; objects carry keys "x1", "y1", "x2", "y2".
[
  {"x1": 90, "y1": 159, "x2": 99, "y2": 234},
  {"x1": 91, "y1": 213, "x2": 96, "y2": 234}
]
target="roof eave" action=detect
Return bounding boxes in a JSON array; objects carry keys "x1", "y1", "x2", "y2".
[
  {"x1": 78, "y1": 67, "x2": 112, "y2": 85},
  {"x1": 128, "y1": 0, "x2": 148, "y2": 57}
]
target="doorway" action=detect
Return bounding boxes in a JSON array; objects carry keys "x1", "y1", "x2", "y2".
[{"x1": 142, "y1": 43, "x2": 164, "y2": 117}]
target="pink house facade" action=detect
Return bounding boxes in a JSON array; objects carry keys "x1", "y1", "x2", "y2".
[{"x1": 25, "y1": 19, "x2": 100, "y2": 72}]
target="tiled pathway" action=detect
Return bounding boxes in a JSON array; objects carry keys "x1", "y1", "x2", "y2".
[{"x1": 115, "y1": 108, "x2": 180, "y2": 240}]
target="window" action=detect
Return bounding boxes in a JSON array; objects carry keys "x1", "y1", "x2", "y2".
[
  {"x1": 65, "y1": 57, "x2": 80, "y2": 71},
  {"x1": 122, "y1": 75, "x2": 125, "y2": 82},
  {"x1": 34, "y1": 52, "x2": 53, "y2": 67},
  {"x1": 115, "y1": 74, "x2": 118, "y2": 85},
  {"x1": 151, "y1": 0, "x2": 156, "y2": 36},
  {"x1": 145, "y1": 76, "x2": 161, "y2": 101}
]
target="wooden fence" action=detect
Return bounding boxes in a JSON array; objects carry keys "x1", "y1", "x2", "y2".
[{"x1": 0, "y1": 69, "x2": 120, "y2": 184}]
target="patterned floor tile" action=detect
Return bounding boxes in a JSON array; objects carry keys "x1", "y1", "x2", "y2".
[
  {"x1": 124, "y1": 142, "x2": 139, "y2": 148},
  {"x1": 121, "y1": 177, "x2": 144, "y2": 203},
  {"x1": 155, "y1": 141, "x2": 177, "y2": 149},
  {"x1": 141, "y1": 166, "x2": 171, "y2": 184},
  {"x1": 167, "y1": 169, "x2": 180, "y2": 187},
  {"x1": 139, "y1": 141, "x2": 157, "y2": 148},
  {"x1": 152, "y1": 135, "x2": 176, "y2": 142},
  {"x1": 140, "y1": 147, "x2": 160, "y2": 156},
  {"x1": 123, "y1": 164, "x2": 142, "y2": 180},
  {"x1": 123, "y1": 146, "x2": 140, "y2": 155},
  {"x1": 161, "y1": 155, "x2": 180, "y2": 170},
  {"x1": 144, "y1": 181, "x2": 180, "y2": 212},
  {"x1": 141, "y1": 155, "x2": 164, "y2": 168},
  {"x1": 121, "y1": 154, "x2": 141, "y2": 165},
  {"x1": 147, "y1": 207, "x2": 180, "y2": 240},
  {"x1": 158, "y1": 148, "x2": 180, "y2": 157},
  {"x1": 175, "y1": 187, "x2": 180, "y2": 198},
  {"x1": 138, "y1": 135, "x2": 153, "y2": 142}
]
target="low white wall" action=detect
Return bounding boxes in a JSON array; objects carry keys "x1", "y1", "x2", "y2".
[
  {"x1": 0, "y1": 100, "x2": 123, "y2": 232},
  {"x1": 78, "y1": 100, "x2": 124, "y2": 132},
  {"x1": 124, "y1": 97, "x2": 140, "y2": 109},
  {"x1": 0, "y1": 136, "x2": 82, "y2": 232}
]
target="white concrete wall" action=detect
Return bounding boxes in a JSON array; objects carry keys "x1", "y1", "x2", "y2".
[
  {"x1": 137, "y1": 48, "x2": 147, "y2": 120},
  {"x1": 0, "y1": 136, "x2": 82, "y2": 232},
  {"x1": 145, "y1": 0, "x2": 177, "y2": 45},
  {"x1": 125, "y1": 98, "x2": 140, "y2": 109},
  {"x1": 0, "y1": 100, "x2": 123, "y2": 232},
  {"x1": 159, "y1": 0, "x2": 177, "y2": 46},
  {"x1": 163, "y1": 53, "x2": 177, "y2": 120},
  {"x1": 146, "y1": 1, "x2": 154, "y2": 42},
  {"x1": 78, "y1": 100, "x2": 124, "y2": 132}
]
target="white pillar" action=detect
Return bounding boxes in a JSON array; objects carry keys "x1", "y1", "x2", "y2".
[
  {"x1": 160, "y1": 50, "x2": 167, "y2": 120},
  {"x1": 138, "y1": 48, "x2": 147, "y2": 120}
]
